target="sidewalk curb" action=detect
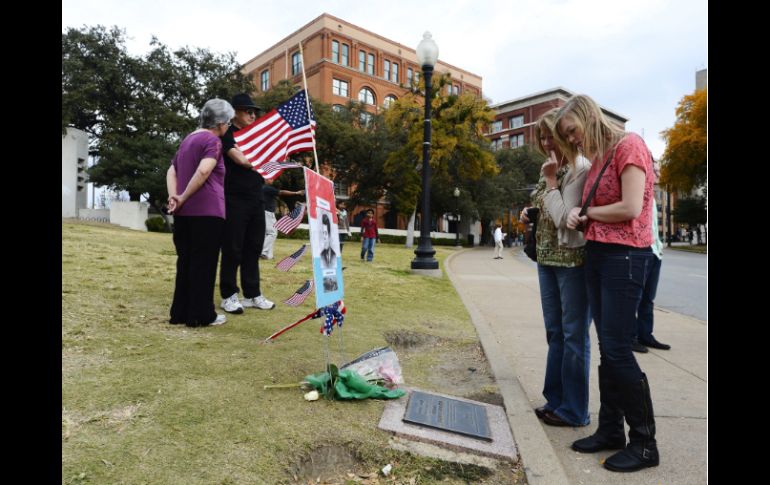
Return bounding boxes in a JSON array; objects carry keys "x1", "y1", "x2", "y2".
[{"x1": 445, "y1": 250, "x2": 571, "y2": 485}]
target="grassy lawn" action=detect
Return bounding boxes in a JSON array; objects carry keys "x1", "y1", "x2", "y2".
[
  {"x1": 62, "y1": 221, "x2": 524, "y2": 484},
  {"x1": 667, "y1": 244, "x2": 707, "y2": 254}
]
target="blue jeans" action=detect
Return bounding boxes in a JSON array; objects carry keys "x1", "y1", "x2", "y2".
[
  {"x1": 585, "y1": 241, "x2": 653, "y2": 386},
  {"x1": 538, "y1": 264, "x2": 592, "y2": 426},
  {"x1": 361, "y1": 237, "x2": 376, "y2": 261},
  {"x1": 636, "y1": 256, "x2": 661, "y2": 342}
]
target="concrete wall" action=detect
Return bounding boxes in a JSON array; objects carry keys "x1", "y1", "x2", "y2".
[
  {"x1": 109, "y1": 201, "x2": 149, "y2": 231},
  {"x1": 78, "y1": 209, "x2": 110, "y2": 222},
  {"x1": 62, "y1": 128, "x2": 89, "y2": 218}
]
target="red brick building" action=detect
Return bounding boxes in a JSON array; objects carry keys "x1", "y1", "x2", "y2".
[
  {"x1": 485, "y1": 87, "x2": 627, "y2": 151},
  {"x1": 241, "y1": 13, "x2": 483, "y2": 229}
]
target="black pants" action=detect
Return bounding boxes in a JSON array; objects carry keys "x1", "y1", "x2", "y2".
[
  {"x1": 220, "y1": 197, "x2": 265, "y2": 299},
  {"x1": 170, "y1": 216, "x2": 225, "y2": 326}
]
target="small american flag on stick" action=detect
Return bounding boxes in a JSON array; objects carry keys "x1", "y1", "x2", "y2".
[
  {"x1": 275, "y1": 203, "x2": 306, "y2": 235},
  {"x1": 283, "y1": 280, "x2": 314, "y2": 307},
  {"x1": 275, "y1": 244, "x2": 308, "y2": 272},
  {"x1": 257, "y1": 160, "x2": 304, "y2": 181}
]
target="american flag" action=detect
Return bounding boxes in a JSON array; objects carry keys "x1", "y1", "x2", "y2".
[
  {"x1": 283, "y1": 280, "x2": 314, "y2": 307},
  {"x1": 275, "y1": 244, "x2": 308, "y2": 272},
  {"x1": 233, "y1": 89, "x2": 316, "y2": 170},
  {"x1": 257, "y1": 160, "x2": 304, "y2": 181},
  {"x1": 275, "y1": 203, "x2": 306, "y2": 235}
]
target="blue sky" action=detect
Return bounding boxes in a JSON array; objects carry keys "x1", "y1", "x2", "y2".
[{"x1": 63, "y1": 0, "x2": 707, "y2": 160}]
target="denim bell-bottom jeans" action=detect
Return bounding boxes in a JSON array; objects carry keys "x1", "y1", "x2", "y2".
[
  {"x1": 585, "y1": 241, "x2": 654, "y2": 386},
  {"x1": 537, "y1": 263, "x2": 592, "y2": 426}
]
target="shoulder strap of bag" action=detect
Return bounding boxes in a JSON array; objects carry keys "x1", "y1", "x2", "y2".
[{"x1": 578, "y1": 142, "x2": 620, "y2": 217}]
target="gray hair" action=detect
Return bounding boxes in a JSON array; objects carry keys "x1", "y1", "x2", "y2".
[{"x1": 199, "y1": 98, "x2": 235, "y2": 129}]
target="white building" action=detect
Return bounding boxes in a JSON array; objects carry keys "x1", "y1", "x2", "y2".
[{"x1": 62, "y1": 127, "x2": 89, "y2": 218}]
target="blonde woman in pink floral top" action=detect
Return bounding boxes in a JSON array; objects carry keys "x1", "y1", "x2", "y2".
[{"x1": 555, "y1": 94, "x2": 659, "y2": 473}]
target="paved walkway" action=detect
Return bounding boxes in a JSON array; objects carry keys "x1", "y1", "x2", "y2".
[{"x1": 445, "y1": 247, "x2": 707, "y2": 485}]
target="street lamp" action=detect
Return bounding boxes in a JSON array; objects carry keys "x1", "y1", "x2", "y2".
[
  {"x1": 453, "y1": 187, "x2": 461, "y2": 248},
  {"x1": 411, "y1": 32, "x2": 440, "y2": 272}
]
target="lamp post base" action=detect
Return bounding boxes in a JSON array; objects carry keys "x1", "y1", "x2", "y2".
[{"x1": 411, "y1": 267, "x2": 443, "y2": 278}]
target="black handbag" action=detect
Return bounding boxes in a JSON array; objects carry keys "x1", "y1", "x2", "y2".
[{"x1": 523, "y1": 207, "x2": 539, "y2": 262}]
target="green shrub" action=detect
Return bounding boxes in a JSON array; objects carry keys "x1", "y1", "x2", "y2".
[{"x1": 145, "y1": 216, "x2": 170, "y2": 233}]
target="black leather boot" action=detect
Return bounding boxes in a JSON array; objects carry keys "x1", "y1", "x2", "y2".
[
  {"x1": 572, "y1": 365, "x2": 626, "y2": 453},
  {"x1": 604, "y1": 373, "x2": 660, "y2": 472}
]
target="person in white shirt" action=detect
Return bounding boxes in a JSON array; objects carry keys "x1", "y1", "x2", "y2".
[{"x1": 493, "y1": 223, "x2": 505, "y2": 259}]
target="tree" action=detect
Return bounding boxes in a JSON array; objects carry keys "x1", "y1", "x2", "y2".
[
  {"x1": 472, "y1": 145, "x2": 544, "y2": 244},
  {"x1": 383, "y1": 73, "x2": 497, "y2": 231},
  {"x1": 660, "y1": 88, "x2": 707, "y2": 193},
  {"x1": 62, "y1": 25, "x2": 253, "y2": 219}
]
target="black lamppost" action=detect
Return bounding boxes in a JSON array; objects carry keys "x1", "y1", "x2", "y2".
[
  {"x1": 411, "y1": 32, "x2": 439, "y2": 271},
  {"x1": 453, "y1": 187, "x2": 461, "y2": 248}
]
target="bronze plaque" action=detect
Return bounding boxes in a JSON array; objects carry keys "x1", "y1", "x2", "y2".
[{"x1": 403, "y1": 391, "x2": 491, "y2": 441}]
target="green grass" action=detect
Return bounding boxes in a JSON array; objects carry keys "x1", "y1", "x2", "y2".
[
  {"x1": 62, "y1": 221, "x2": 524, "y2": 484},
  {"x1": 668, "y1": 244, "x2": 707, "y2": 254}
]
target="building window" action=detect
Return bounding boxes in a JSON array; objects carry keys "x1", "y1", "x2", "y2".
[
  {"x1": 414, "y1": 71, "x2": 420, "y2": 86},
  {"x1": 491, "y1": 120, "x2": 502, "y2": 133},
  {"x1": 332, "y1": 104, "x2": 346, "y2": 113},
  {"x1": 341, "y1": 43, "x2": 349, "y2": 66},
  {"x1": 407, "y1": 67, "x2": 413, "y2": 87},
  {"x1": 509, "y1": 115, "x2": 524, "y2": 129},
  {"x1": 260, "y1": 70, "x2": 269, "y2": 91},
  {"x1": 490, "y1": 138, "x2": 502, "y2": 151},
  {"x1": 384, "y1": 60, "x2": 390, "y2": 81},
  {"x1": 359, "y1": 51, "x2": 366, "y2": 72},
  {"x1": 392, "y1": 63, "x2": 398, "y2": 83},
  {"x1": 359, "y1": 111, "x2": 373, "y2": 126},
  {"x1": 384, "y1": 95, "x2": 397, "y2": 108},
  {"x1": 291, "y1": 52, "x2": 302, "y2": 75},
  {"x1": 358, "y1": 87, "x2": 375, "y2": 105},
  {"x1": 510, "y1": 133, "x2": 524, "y2": 148},
  {"x1": 452, "y1": 84, "x2": 459, "y2": 95},
  {"x1": 367, "y1": 53, "x2": 375, "y2": 75},
  {"x1": 332, "y1": 79, "x2": 349, "y2": 97},
  {"x1": 332, "y1": 40, "x2": 339, "y2": 63},
  {"x1": 334, "y1": 181, "x2": 349, "y2": 196}
]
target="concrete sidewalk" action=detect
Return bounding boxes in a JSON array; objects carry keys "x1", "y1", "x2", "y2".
[{"x1": 445, "y1": 247, "x2": 707, "y2": 485}]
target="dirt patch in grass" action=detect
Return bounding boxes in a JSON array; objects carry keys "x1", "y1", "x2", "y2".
[
  {"x1": 426, "y1": 342, "x2": 496, "y2": 397},
  {"x1": 464, "y1": 387, "x2": 505, "y2": 407},
  {"x1": 287, "y1": 443, "x2": 364, "y2": 482},
  {"x1": 383, "y1": 330, "x2": 442, "y2": 349}
]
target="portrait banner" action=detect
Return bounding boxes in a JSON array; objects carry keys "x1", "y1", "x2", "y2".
[{"x1": 303, "y1": 167, "x2": 344, "y2": 308}]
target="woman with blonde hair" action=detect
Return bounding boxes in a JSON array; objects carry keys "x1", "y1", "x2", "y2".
[
  {"x1": 555, "y1": 94, "x2": 659, "y2": 472},
  {"x1": 521, "y1": 107, "x2": 592, "y2": 428}
]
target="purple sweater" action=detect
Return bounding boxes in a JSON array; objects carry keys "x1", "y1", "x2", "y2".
[{"x1": 172, "y1": 131, "x2": 226, "y2": 218}]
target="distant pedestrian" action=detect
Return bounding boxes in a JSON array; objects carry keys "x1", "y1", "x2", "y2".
[
  {"x1": 493, "y1": 223, "x2": 504, "y2": 259},
  {"x1": 261, "y1": 180, "x2": 305, "y2": 260},
  {"x1": 632, "y1": 159, "x2": 670, "y2": 353},
  {"x1": 337, "y1": 204, "x2": 350, "y2": 252},
  {"x1": 523, "y1": 107, "x2": 591, "y2": 428},
  {"x1": 360, "y1": 209, "x2": 378, "y2": 262},
  {"x1": 558, "y1": 94, "x2": 660, "y2": 472},
  {"x1": 166, "y1": 98, "x2": 233, "y2": 327}
]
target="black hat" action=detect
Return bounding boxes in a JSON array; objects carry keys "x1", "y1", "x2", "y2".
[{"x1": 231, "y1": 93, "x2": 262, "y2": 111}]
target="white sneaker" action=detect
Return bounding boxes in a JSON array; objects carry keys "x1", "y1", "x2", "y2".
[
  {"x1": 209, "y1": 314, "x2": 227, "y2": 326},
  {"x1": 242, "y1": 295, "x2": 275, "y2": 310},
  {"x1": 220, "y1": 293, "x2": 244, "y2": 314}
]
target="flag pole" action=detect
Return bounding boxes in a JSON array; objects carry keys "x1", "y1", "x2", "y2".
[{"x1": 298, "y1": 41, "x2": 320, "y2": 173}]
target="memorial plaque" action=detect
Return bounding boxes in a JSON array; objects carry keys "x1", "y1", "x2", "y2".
[{"x1": 403, "y1": 390, "x2": 492, "y2": 441}]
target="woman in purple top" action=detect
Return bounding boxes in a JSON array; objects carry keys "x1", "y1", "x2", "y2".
[{"x1": 166, "y1": 98, "x2": 234, "y2": 327}]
